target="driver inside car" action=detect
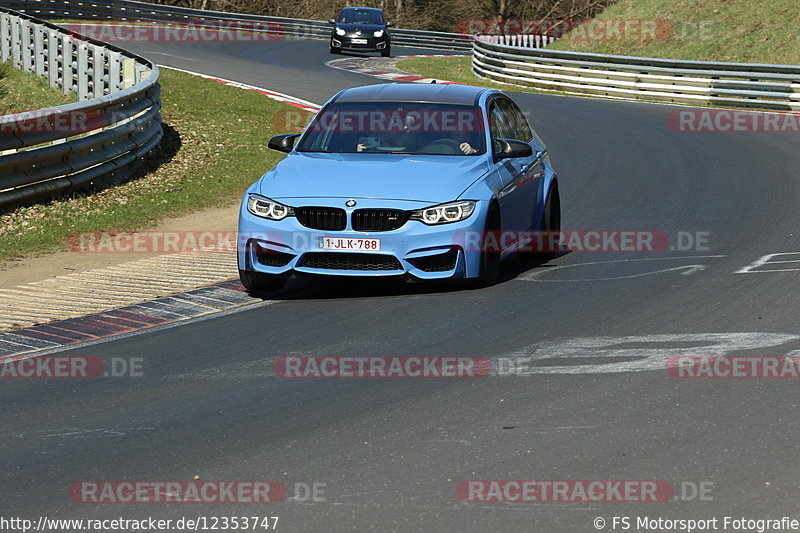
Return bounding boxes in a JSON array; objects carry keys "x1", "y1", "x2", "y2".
[{"x1": 355, "y1": 112, "x2": 479, "y2": 154}]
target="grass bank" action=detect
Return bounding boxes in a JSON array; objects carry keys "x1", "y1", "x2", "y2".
[
  {"x1": 549, "y1": 0, "x2": 800, "y2": 65},
  {"x1": 397, "y1": 56, "x2": 549, "y2": 93},
  {"x1": 398, "y1": 0, "x2": 800, "y2": 94},
  {"x1": 0, "y1": 60, "x2": 76, "y2": 114}
]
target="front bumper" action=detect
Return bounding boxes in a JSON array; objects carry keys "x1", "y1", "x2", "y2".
[
  {"x1": 330, "y1": 35, "x2": 388, "y2": 52},
  {"x1": 238, "y1": 197, "x2": 487, "y2": 280}
]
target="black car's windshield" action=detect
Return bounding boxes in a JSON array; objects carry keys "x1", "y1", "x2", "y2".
[
  {"x1": 338, "y1": 9, "x2": 384, "y2": 25},
  {"x1": 297, "y1": 102, "x2": 487, "y2": 156}
]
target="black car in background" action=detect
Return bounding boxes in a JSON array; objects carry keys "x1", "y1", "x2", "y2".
[{"x1": 328, "y1": 7, "x2": 394, "y2": 57}]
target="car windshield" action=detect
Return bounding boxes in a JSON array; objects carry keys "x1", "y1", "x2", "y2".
[
  {"x1": 338, "y1": 9, "x2": 384, "y2": 25},
  {"x1": 296, "y1": 102, "x2": 487, "y2": 156}
]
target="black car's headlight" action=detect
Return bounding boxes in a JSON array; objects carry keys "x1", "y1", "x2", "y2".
[
  {"x1": 373, "y1": 30, "x2": 384, "y2": 37},
  {"x1": 247, "y1": 195, "x2": 294, "y2": 221},
  {"x1": 335, "y1": 27, "x2": 346, "y2": 36},
  {"x1": 411, "y1": 201, "x2": 476, "y2": 225}
]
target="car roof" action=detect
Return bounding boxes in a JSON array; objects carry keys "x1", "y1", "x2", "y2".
[{"x1": 331, "y1": 83, "x2": 492, "y2": 106}]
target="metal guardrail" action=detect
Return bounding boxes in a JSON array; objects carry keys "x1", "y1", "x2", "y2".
[
  {"x1": 0, "y1": 5, "x2": 161, "y2": 210},
  {"x1": 0, "y1": 0, "x2": 474, "y2": 51},
  {"x1": 473, "y1": 39, "x2": 800, "y2": 110},
  {"x1": 477, "y1": 34, "x2": 556, "y2": 49}
]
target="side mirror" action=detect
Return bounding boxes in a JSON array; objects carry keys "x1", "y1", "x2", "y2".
[
  {"x1": 268, "y1": 133, "x2": 300, "y2": 153},
  {"x1": 493, "y1": 138, "x2": 533, "y2": 161},
  {"x1": 328, "y1": 18, "x2": 336, "y2": 24},
  {"x1": 386, "y1": 21, "x2": 395, "y2": 27}
]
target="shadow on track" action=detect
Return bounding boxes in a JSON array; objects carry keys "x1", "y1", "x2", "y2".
[{"x1": 244, "y1": 250, "x2": 571, "y2": 301}]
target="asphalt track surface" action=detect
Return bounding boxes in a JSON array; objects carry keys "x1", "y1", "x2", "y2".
[{"x1": 4, "y1": 38, "x2": 800, "y2": 532}]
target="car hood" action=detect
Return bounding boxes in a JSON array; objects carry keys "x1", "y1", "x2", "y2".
[
  {"x1": 336, "y1": 23, "x2": 384, "y2": 33},
  {"x1": 258, "y1": 152, "x2": 488, "y2": 203}
]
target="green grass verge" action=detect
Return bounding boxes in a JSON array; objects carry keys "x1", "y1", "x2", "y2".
[
  {"x1": 0, "y1": 68, "x2": 295, "y2": 264},
  {"x1": 0, "y1": 60, "x2": 76, "y2": 114},
  {"x1": 399, "y1": 0, "x2": 799, "y2": 100},
  {"x1": 549, "y1": 0, "x2": 800, "y2": 65},
  {"x1": 397, "y1": 56, "x2": 555, "y2": 95}
]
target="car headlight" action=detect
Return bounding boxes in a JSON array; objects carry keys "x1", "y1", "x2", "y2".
[
  {"x1": 373, "y1": 30, "x2": 384, "y2": 37},
  {"x1": 247, "y1": 195, "x2": 294, "y2": 221},
  {"x1": 410, "y1": 201, "x2": 476, "y2": 225},
  {"x1": 335, "y1": 27, "x2": 346, "y2": 36}
]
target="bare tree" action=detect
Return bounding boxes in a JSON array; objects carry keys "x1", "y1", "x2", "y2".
[{"x1": 147, "y1": 0, "x2": 618, "y2": 33}]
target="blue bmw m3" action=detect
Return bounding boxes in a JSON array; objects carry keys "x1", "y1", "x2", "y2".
[{"x1": 237, "y1": 82, "x2": 560, "y2": 292}]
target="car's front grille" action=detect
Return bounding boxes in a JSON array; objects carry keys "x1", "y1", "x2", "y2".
[
  {"x1": 411, "y1": 249, "x2": 459, "y2": 272},
  {"x1": 255, "y1": 245, "x2": 294, "y2": 267},
  {"x1": 298, "y1": 252, "x2": 402, "y2": 271},
  {"x1": 295, "y1": 207, "x2": 347, "y2": 231},
  {"x1": 351, "y1": 209, "x2": 409, "y2": 232}
]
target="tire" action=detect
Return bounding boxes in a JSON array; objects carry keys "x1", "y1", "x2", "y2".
[
  {"x1": 467, "y1": 204, "x2": 501, "y2": 288},
  {"x1": 535, "y1": 183, "x2": 561, "y2": 259},
  {"x1": 381, "y1": 46, "x2": 391, "y2": 57},
  {"x1": 330, "y1": 47, "x2": 340, "y2": 54},
  {"x1": 239, "y1": 269, "x2": 286, "y2": 293}
]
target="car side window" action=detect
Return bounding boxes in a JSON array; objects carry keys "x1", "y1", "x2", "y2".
[
  {"x1": 495, "y1": 99, "x2": 530, "y2": 142},
  {"x1": 507, "y1": 101, "x2": 532, "y2": 142},
  {"x1": 489, "y1": 101, "x2": 514, "y2": 142}
]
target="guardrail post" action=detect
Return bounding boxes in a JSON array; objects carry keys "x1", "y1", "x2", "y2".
[
  {"x1": 108, "y1": 50, "x2": 122, "y2": 92},
  {"x1": 0, "y1": 13, "x2": 9, "y2": 62},
  {"x1": 61, "y1": 33, "x2": 74, "y2": 95},
  {"x1": 33, "y1": 24, "x2": 44, "y2": 76},
  {"x1": 20, "y1": 18, "x2": 32, "y2": 72},
  {"x1": 122, "y1": 57, "x2": 135, "y2": 88},
  {"x1": 11, "y1": 16, "x2": 21, "y2": 68},
  {"x1": 47, "y1": 28, "x2": 58, "y2": 88},
  {"x1": 92, "y1": 43, "x2": 106, "y2": 97},
  {"x1": 76, "y1": 40, "x2": 89, "y2": 100},
  {"x1": 134, "y1": 63, "x2": 149, "y2": 84}
]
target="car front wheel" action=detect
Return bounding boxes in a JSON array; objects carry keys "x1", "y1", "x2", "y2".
[
  {"x1": 539, "y1": 183, "x2": 561, "y2": 258},
  {"x1": 467, "y1": 204, "x2": 501, "y2": 288}
]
